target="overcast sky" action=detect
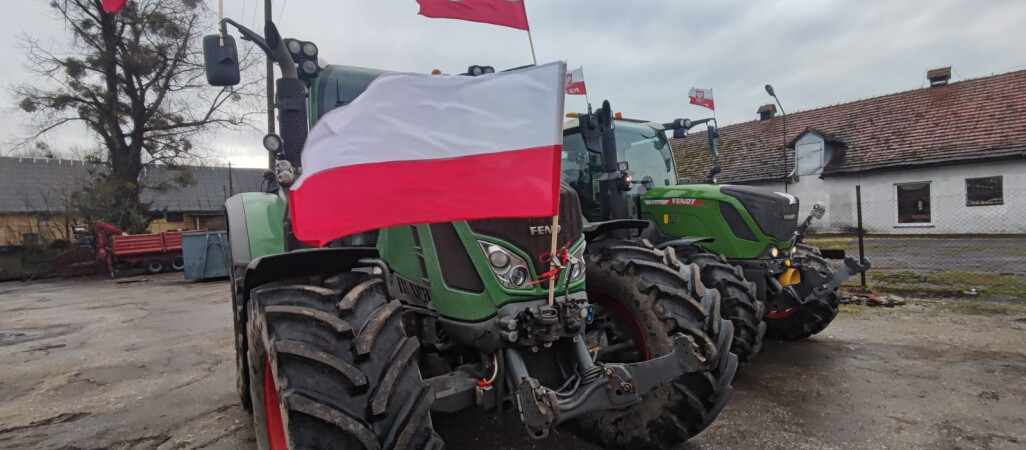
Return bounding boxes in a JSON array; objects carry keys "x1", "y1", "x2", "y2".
[{"x1": 3, "y1": 0, "x2": 1025, "y2": 167}]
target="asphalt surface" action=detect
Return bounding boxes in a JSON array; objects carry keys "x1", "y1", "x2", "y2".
[{"x1": 1, "y1": 273, "x2": 1024, "y2": 449}]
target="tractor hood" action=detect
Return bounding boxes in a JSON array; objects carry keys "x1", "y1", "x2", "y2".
[{"x1": 640, "y1": 184, "x2": 798, "y2": 259}]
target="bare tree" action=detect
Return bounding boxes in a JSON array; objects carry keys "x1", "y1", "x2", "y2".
[{"x1": 13, "y1": 0, "x2": 260, "y2": 231}]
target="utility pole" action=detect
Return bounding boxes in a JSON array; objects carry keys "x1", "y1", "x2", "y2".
[
  {"x1": 765, "y1": 84, "x2": 787, "y2": 193},
  {"x1": 265, "y1": 0, "x2": 275, "y2": 170}
]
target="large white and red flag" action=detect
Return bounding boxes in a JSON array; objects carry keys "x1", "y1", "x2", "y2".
[
  {"x1": 565, "y1": 68, "x2": 587, "y2": 95},
  {"x1": 416, "y1": 0, "x2": 530, "y2": 30},
  {"x1": 689, "y1": 87, "x2": 715, "y2": 110},
  {"x1": 289, "y1": 62, "x2": 567, "y2": 246}
]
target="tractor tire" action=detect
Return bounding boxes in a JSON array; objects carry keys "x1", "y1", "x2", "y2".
[
  {"x1": 247, "y1": 272, "x2": 443, "y2": 450},
  {"x1": 764, "y1": 248, "x2": 841, "y2": 341},
  {"x1": 576, "y1": 241, "x2": 737, "y2": 450},
  {"x1": 673, "y1": 249, "x2": 765, "y2": 363},
  {"x1": 170, "y1": 255, "x2": 185, "y2": 271},
  {"x1": 144, "y1": 258, "x2": 165, "y2": 274}
]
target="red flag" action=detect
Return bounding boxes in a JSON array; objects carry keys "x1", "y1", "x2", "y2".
[
  {"x1": 102, "y1": 0, "x2": 129, "y2": 13},
  {"x1": 565, "y1": 68, "x2": 586, "y2": 95},
  {"x1": 290, "y1": 62, "x2": 566, "y2": 246},
  {"x1": 689, "y1": 87, "x2": 715, "y2": 111},
  {"x1": 417, "y1": 0, "x2": 530, "y2": 31}
]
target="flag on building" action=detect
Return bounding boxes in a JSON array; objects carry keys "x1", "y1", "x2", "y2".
[
  {"x1": 416, "y1": 0, "x2": 530, "y2": 30},
  {"x1": 102, "y1": 0, "x2": 129, "y2": 13},
  {"x1": 689, "y1": 87, "x2": 715, "y2": 110},
  {"x1": 289, "y1": 62, "x2": 567, "y2": 246},
  {"x1": 565, "y1": 67, "x2": 587, "y2": 95}
]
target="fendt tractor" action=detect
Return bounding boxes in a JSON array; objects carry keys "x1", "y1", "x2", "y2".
[
  {"x1": 560, "y1": 105, "x2": 871, "y2": 362},
  {"x1": 203, "y1": 20, "x2": 736, "y2": 449}
]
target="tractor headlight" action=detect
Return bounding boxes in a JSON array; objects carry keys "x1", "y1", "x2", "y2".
[
  {"x1": 770, "y1": 247, "x2": 779, "y2": 258},
  {"x1": 568, "y1": 243, "x2": 586, "y2": 282},
  {"x1": 302, "y1": 42, "x2": 318, "y2": 58},
  {"x1": 263, "y1": 134, "x2": 283, "y2": 153},
  {"x1": 479, "y1": 241, "x2": 531, "y2": 290},
  {"x1": 791, "y1": 245, "x2": 798, "y2": 256}
]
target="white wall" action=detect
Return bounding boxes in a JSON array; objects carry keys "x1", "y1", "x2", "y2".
[{"x1": 747, "y1": 159, "x2": 1026, "y2": 234}]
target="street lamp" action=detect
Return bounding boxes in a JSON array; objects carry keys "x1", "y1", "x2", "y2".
[{"x1": 765, "y1": 84, "x2": 787, "y2": 193}]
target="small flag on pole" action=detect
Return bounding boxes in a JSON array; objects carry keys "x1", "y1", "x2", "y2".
[
  {"x1": 289, "y1": 62, "x2": 567, "y2": 246},
  {"x1": 689, "y1": 87, "x2": 715, "y2": 111},
  {"x1": 102, "y1": 0, "x2": 129, "y2": 13},
  {"x1": 565, "y1": 68, "x2": 587, "y2": 95},
  {"x1": 416, "y1": 0, "x2": 530, "y2": 30}
]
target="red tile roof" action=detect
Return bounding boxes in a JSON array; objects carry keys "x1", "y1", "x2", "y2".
[{"x1": 671, "y1": 69, "x2": 1026, "y2": 183}]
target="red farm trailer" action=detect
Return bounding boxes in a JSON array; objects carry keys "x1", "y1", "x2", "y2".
[{"x1": 50, "y1": 222, "x2": 197, "y2": 276}]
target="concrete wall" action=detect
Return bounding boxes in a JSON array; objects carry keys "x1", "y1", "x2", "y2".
[{"x1": 747, "y1": 159, "x2": 1026, "y2": 234}]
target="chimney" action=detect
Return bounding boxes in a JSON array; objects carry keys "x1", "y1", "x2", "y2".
[
  {"x1": 927, "y1": 66, "x2": 951, "y2": 87},
  {"x1": 758, "y1": 104, "x2": 777, "y2": 121}
]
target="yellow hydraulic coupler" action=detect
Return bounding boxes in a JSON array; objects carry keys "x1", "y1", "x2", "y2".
[{"x1": 777, "y1": 267, "x2": 801, "y2": 286}]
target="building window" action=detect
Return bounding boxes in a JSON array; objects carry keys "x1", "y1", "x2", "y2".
[
  {"x1": 166, "y1": 212, "x2": 184, "y2": 223},
  {"x1": 896, "y1": 182, "x2": 931, "y2": 224},
  {"x1": 966, "y1": 176, "x2": 1003, "y2": 206}
]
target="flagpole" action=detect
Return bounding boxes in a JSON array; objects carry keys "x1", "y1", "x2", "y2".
[
  {"x1": 582, "y1": 67, "x2": 590, "y2": 105},
  {"x1": 711, "y1": 87, "x2": 717, "y2": 124},
  {"x1": 527, "y1": 30, "x2": 538, "y2": 65}
]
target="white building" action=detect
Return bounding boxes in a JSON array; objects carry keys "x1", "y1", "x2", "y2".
[{"x1": 672, "y1": 68, "x2": 1026, "y2": 235}]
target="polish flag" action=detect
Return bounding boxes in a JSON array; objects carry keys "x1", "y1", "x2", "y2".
[
  {"x1": 565, "y1": 68, "x2": 587, "y2": 95},
  {"x1": 416, "y1": 0, "x2": 530, "y2": 30},
  {"x1": 689, "y1": 87, "x2": 715, "y2": 111},
  {"x1": 102, "y1": 0, "x2": 129, "y2": 13},
  {"x1": 289, "y1": 62, "x2": 567, "y2": 246}
]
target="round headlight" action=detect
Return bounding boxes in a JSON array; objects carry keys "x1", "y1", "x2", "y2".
[
  {"x1": 302, "y1": 42, "x2": 318, "y2": 57},
  {"x1": 570, "y1": 263, "x2": 583, "y2": 280},
  {"x1": 286, "y1": 39, "x2": 302, "y2": 55},
  {"x1": 509, "y1": 267, "x2": 529, "y2": 287},
  {"x1": 487, "y1": 246, "x2": 510, "y2": 268},
  {"x1": 262, "y1": 134, "x2": 283, "y2": 153},
  {"x1": 301, "y1": 60, "x2": 318, "y2": 75},
  {"x1": 770, "y1": 247, "x2": 779, "y2": 258}
]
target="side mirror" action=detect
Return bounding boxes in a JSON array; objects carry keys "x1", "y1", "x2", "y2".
[
  {"x1": 203, "y1": 34, "x2": 241, "y2": 86},
  {"x1": 812, "y1": 201, "x2": 826, "y2": 219},
  {"x1": 707, "y1": 124, "x2": 720, "y2": 157}
]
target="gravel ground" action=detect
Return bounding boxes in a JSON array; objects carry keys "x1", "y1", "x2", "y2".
[{"x1": 1, "y1": 273, "x2": 1024, "y2": 449}]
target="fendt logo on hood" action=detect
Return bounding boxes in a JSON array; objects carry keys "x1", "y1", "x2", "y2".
[
  {"x1": 644, "y1": 198, "x2": 705, "y2": 206},
  {"x1": 529, "y1": 225, "x2": 561, "y2": 236}
]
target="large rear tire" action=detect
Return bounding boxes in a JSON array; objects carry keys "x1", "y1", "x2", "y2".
[
  {"x1": 575, "y1": 241, "x2": 737, "y2": 450},
  {"x1": 247, "y1": 272, "x2": 443, "y2": 450},
  {"x1": 764, "y1": 247, "x2": 841, "y2": 340},
  {"x1": 674, "y1": 249, "x2": 765, "y2": 363}
]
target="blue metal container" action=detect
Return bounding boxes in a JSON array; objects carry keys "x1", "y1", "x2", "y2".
[{"x1": 182, "y1": 231, "x2": 229, "y2": 280}]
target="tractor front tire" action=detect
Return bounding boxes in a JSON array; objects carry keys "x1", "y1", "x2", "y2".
[
  {"x1": 675, "y1": 249, "x2": 765, "y2": 363},
  {"x1": 764, "y1": 248, "x2": 841, "y2": 341},
  {"x1": 576, "y1": 241, "x2": 737, "y2": 450},
  {"x1": 247, "y1": 272, "x2": 443, "y2": 450}
]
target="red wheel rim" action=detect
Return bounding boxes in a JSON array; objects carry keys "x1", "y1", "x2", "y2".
[
  {"x1": 588, "y1": 290, "x2": 650, "y2": 361},
  {"x1": 764, "y1": 308, "x2": 797, "y2": 319},
  {"x1": 263, "y1": 357, "x2": 288, "y2": 450}
]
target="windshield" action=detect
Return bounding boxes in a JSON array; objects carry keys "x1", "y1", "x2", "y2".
[{"x1": 561, "y1": 120, "x2": 677, "y2": 219}]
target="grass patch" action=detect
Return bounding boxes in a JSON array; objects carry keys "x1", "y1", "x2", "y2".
[
  {"x1": 944, "y1": 301, "x2": 1020, "y2": 316},
  {"x1": 873, "y1": 270, "x2": 1026, "y2": 297}
]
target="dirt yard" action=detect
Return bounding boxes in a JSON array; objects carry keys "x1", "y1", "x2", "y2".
[{"x1": 1, "y1": 273, "x2": 1024, "y2": 449}]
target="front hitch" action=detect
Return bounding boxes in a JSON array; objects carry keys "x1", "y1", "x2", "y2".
[
  {"x1": 509, "y1": 331, "x2": 714, "y2": 438},
  {"x1": 804, "y1": 256, "x2": 872, "y2": 302}
]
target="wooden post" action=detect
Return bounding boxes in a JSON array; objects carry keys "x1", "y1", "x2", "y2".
[{"x1": 856, "y1": 185, "x2": 866, "y2": 287}]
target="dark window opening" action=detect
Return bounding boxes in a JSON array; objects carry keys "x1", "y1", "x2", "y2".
[
  {"x1": 966, "y1": 176, "x2": 1003, "y2": 206},
  {"x1": 166, "y1": 212, "x2": 184, "y2": 223},
  {"x1": 897, "y1": 182, "x2": 931, "y2": 224}
]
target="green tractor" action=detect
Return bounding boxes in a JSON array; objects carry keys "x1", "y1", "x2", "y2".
[
  {"x1": 204, "y1": 21, "x2": 736, "y2": 449},
  {"x1": 561, "y1": 105, "x2": 870, "y2": 362}
]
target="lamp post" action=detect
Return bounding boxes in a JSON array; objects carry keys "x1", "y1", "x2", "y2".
[{"x1": 765, "y1": 84, "x2": 787, "y2": 193}]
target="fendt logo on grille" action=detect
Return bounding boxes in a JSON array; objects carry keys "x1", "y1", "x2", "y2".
[{"x1": 529, "y1": 225, "x2": 562, "y2": 236}]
